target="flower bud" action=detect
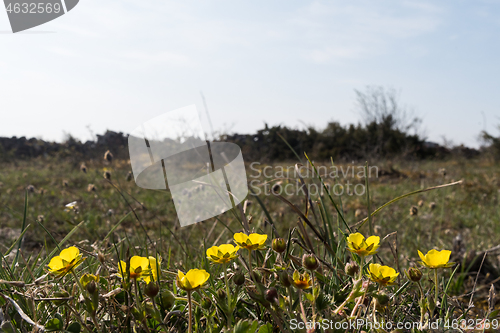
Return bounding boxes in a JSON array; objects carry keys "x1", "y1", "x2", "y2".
[
  {"x1": 233, "y1": 270, "x2": 245, "y2": 286},
  {"x1": 160, "y1": 290, "x2": 175, "y2": 310},
  {"x1": 144, "y1": 282, "x2": 159, "y2": 298},
  {"x1": 272, "y1": 238, "x2": 286, "y2": 253},
  {"x1": 302, "y1": 254, "x2": 319, "y2": 271},
  {"x1": 279, "y1": 271, "x2": 292, "y2": 288},
  {"x1": 251, "y1": 270, "x2": 262, "y2": 283},
  {"x1": 86, "y1": 280, "x2": 97, "y2": 294},
  {"x1": 265, "y1": 287, "x2": 278, "y2": 304},
  {"x1": 407, "y1": 267, "x2": 423, "y2": 282},
  {"x1": 345, "y1": 261, "x2": 360, "y2": 277},
  {"x1": 217, "y1": 289, "x2": 226, "y2": 300},
  {"x1": 201, "y1": 297, "x2": 212, "y2": 309},
  {"x1": 375, "y1": 291, "x2": 390, "y2": 306}
]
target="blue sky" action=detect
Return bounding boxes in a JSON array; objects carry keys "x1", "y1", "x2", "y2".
[{"x1": 1, "y1": 0, "x2": 499, "y2": 147}]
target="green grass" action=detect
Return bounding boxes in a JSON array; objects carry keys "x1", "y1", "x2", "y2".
[{"x1": 0, "y1": 155, "x2": 499, "y2": 332}]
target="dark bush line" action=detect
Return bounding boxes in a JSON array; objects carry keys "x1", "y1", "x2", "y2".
[{"x1": 0, "y1": 123, "x2": 485, "y2": 163}]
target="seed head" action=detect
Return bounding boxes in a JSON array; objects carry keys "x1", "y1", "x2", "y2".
[
  {"x1": 418, "y1": 199, "x2": 424, "y2": 207},
  {"x1": 409, "y1": 206, "x2": 418, "y2": 216},
  {"x1": 345, "y1": 261, "x2": 360, "y2": 277},
  {"x1": 87, "y1": 184, "x2": 96, "y2": 192},
  {"x1": 104, "y1": 150, "x2": 113, "y2": 163},
  {"x1": 80, "y1": 164, "x2": 87, "y2": 173},
  {"x1": 126, "y1": 171, "x2": 133, "y2": 182},
  {"x1": 103, "y1": 170, "x2": 111, "y2": 180},
  {"x1": 429, "y1": 202, "x2": 437, "y2": 210}
]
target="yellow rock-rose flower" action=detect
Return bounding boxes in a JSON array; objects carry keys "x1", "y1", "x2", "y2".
[
  {"x1": 418, "y1": 249, "x2": 455, "y2": 269},
  {"x1": 367, "y1": 263, "x2": 399, "y2": 286},
  {"x1": 347, "y1": 233, "x2": 380, "y2": 257},
  {"x1": 206, "y1": 244, "x2": 240, "y2": 264},
  {"x1": 292, "y1": 270, "x2": 312, "y2": 290},
  {"x1": 48, "y1": 246, "x2": 85, "y2": 277},
  {"x1": 234, "y1": 233, "x2": 267, "y2": 251},
  {"x1": 176, "y1": 269, "x2": 210, "y2": 291},
  {"x1": 118, "y1": 256, "x2": 151, "y2": 281}
]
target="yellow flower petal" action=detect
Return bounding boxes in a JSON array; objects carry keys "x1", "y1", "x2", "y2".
[
  {"x1": 59, "y1": 246, "x2": 79, "y2": 262},
  {"x1": 48, "y1": 256, "x2": 64, "y2": 271},
  {"x1": 234, "y1": 233, "x2": 249, "y2": 245},
  {"x1": 248, "y1": 233, "x2": 267, "y2": 245},
  {"x1": 347, "y1": 233, "x2": 364, "y2": 246},
  {"x1": 130, "y1": 256, "x2": 149, "y2": 271},
  {"x1": 366, "y1": 236, "x2": 380, "y2": 247}
]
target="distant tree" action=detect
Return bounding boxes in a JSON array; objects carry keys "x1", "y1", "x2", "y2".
[
  {"x1": 481, "y1": 124, "x2": 500, "y2": 160},
  {"x1": 354, "y1": 86, "x2": 422, "y2": 135}
]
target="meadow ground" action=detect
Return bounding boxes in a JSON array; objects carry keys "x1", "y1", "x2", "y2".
[{"x1": 0, "y1": 155, "x2": 499, "y2": 332}]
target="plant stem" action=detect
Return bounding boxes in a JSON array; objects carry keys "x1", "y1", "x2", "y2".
[
  {"x1": 434, "y1": 269, "x2": 439, "y2": 305},
  {"x1": 417, "y1": 281, "x2": 425, "y2": 329},
  {"x1": 287, "y1": 286, "x2": 293, "y2": 316},
  {"x1": 298, "y1": 290, "x2": 307, "y2": 325},
  {"x1": 359, "y1": 256, "x2": 365, "y2": 280},
  {"x1": 70, "y1": 269, "x2": 85, "y2": 296},
  {"x1": 187, "y1": 291, "x2": 193, "y2": 333},
  {"x1": 223, "y1": 263, "x2": 233, "y2": 328},
  {"x1": 310, "y1": 270, "x2": 316, "y2": 321}
]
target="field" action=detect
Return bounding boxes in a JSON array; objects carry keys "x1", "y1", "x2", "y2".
[{"x1": 0, "y1": 154, "x2": 500, "y2": 332}]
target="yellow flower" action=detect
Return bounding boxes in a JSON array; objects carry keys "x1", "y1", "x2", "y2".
[
  {"x1": 367, "y1": 263, "x2": 399, "y2": 286},
  {"x1": 118, "y1": 256, "x2": 151, "y2": 281},
  {"x1": 418, "y1": 249, "x2": 455, "y2": 269},
  {"x1": 347, "y1": 233, "x2": 380, "y2": 257},
  {"x1": 234, "y1": 233, "x2": 267, "y2": 251},
  {"x1": 48, "y1": 246, "x2": 85, "y2": 277},
  {"x1": 292, "y1": 270, "x2": 312, "y2": 290},
  {"x1": 80, "y1": 273, "x2": 99, "y2": 288},
  {"x1": 176, "y1": 269, "x2": 210, "y2": 291},
  {"x1": 206, "y1": 244, "x2": 240, "y2": 264}
]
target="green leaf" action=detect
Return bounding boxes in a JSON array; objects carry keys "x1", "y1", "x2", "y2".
[
  {"x1": 45, "y1": 317, "x2": 64, "y2": 331},
  {"x1": 67, "y1": 322, "x2": 81, "y2": 333},
  {"x1": 257, "y1": 323, "x2": 273, "y2": 333},
  {"x1": 234, "y1": 319, "x2": 259, "y2": 333}
]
